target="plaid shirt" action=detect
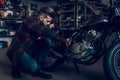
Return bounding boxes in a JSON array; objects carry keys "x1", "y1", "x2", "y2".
[{"x1": 6, "y1": 16, "x2": 66, "y2": 64}]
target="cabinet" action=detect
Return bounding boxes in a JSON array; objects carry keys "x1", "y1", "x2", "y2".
[
  {"x1": 57, "y1": 0, "x2": 108, "y2": 29},
  {"x1": 0, "y1": 1, "x2": 27, "y2": 47},
  {"x1": 0, "y1": 1, "x2": 27, "y2": 37}
]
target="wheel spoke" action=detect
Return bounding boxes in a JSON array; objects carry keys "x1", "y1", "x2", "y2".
[{"x1": 114, "y1": 49, "x2": 120, "y2": 78}]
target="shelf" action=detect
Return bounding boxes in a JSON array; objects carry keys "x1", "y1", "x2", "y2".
[
  {"x1": 58, "y1": 10, "x2": 74, "y2": 14},
  {"x1": 58, "y1": 3, "x2": 74, "y2": 6},
  {"x1": 57, "y1": 0, "x2": 108, "y2": 29},
  {"x1": 0, "y1": 35, "x2": 14, "y2": 37},
  {"x1": 0, "y1": 18, "x2": 22, "y2": 20},
  {"x1": 0, "y1": 2, "x2": 26, "y2": 39},
  {"x1": 0, "y1": 26, "x2": 9, "y2": 29},
  {"x1": 60, "y1": 27, "x2": 76, "y2": 30},
  {"x1": 62, "y1": 19, "x2": 81, "y2": 22},
  {"x1": 0, "y1": 8, "x2": 22, "y2": 12},
  {"x1": 62, "y1": 19, "x2": 74, "y2": 22},
  {"x1": 57, "y1": 0, "x2": 83, "y2": 6},
  {"x1": 57, "y1": 0, "x2": 85, "y2": 29}
]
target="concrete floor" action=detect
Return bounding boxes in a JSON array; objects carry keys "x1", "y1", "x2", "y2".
[{"x1": 0, "y1": 48, "x2": 107, "y2": 80}]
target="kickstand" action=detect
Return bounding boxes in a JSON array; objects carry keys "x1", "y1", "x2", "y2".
[{"x1": 73, "y1": 62, "x2": 80, "y2": 74}]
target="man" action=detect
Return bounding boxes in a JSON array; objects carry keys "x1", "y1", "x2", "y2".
[{"x1": 6, "y1": 7, "x2": 69, "y2": 79}]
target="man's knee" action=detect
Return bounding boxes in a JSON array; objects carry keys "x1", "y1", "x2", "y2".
[{"x1": 19, "y1": 52, "x2": 38, "y2": 73}]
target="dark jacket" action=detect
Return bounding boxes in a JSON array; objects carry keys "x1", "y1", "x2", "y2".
[{"x1": 6, "y1": 16, "x2": 66, "y2": 64}]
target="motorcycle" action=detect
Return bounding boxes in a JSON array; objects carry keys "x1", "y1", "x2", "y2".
[{"x1": 43, "y1": 0, "x2": 120, "y2": 80}]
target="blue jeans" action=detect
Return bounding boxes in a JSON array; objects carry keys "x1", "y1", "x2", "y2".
[{"x1": 18, "y1": 38, "x2": 52, "y2": 74}]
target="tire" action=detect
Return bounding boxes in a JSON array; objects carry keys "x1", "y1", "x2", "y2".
[{"x1": 103, "y1": 41, "x2": 120, "y2": 80}]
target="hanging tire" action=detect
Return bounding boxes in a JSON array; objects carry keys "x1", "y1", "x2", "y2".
[{"x1": 103, "y1": 41, "x2": 120, "y2": 80}]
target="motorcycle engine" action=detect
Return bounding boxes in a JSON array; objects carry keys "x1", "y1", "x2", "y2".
[{"x1": 70, "y1": 30, "x2": 101, "y2": 60}]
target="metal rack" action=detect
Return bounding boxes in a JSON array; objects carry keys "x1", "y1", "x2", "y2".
[{"x1": 57, "y1": 0, "x2": 108, "y2": 29}]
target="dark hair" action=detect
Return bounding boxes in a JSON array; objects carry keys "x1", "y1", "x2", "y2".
[{"x1": 38, "y1": 7, "x2": 55, "y2": 18}]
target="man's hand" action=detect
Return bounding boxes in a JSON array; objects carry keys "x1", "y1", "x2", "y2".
[
  {"x1": 65, "y1": 38, "x2": 71, "y2": 47},
  {"x1": 49, "y1": 24, "x2": 54, "y2": 29}
]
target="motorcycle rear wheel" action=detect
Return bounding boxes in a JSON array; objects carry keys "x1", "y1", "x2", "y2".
[{"x1": 103, "y1": 41, "x2": 120, "y2": 80}]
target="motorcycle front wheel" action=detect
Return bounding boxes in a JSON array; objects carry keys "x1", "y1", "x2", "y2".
[{"x1": 103, "y1": 41, "x2": 120, "y2": 80}]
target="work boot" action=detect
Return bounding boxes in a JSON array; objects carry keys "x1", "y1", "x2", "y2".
[
  {"x1": 11, "y1": 63, "x2": 21, "y2": 78},
  {"x1": 32, "y1": 68, "x2": 52, "y2": 79}
]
